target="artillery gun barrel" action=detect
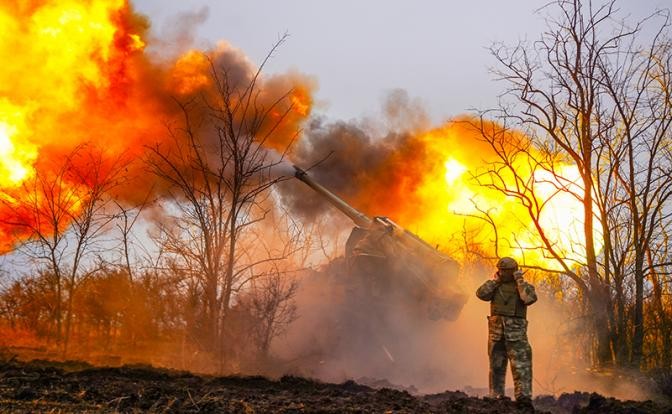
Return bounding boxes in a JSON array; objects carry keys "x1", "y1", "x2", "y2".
[
  {"x1": 293, "y1": 166, "x2": 452, "y2": 263},
  {"x1": 292, "y1": 164, "x2": 465, "y2": 320},
  {"x1": 293, "y1": 166, "x2": 373, "y2": 229}
]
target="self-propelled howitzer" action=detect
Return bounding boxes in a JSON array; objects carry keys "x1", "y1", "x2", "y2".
[{"x1": 293, "y1": 166, "x2": 467, "y2": 321}]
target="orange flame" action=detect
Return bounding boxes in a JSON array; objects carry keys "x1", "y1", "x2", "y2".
[
  {"x1": 348, "y1": 119, "x2": 602, "y2": 271},
  {"x1": 0, "y1": 0, "x2": 314, "y2": 251}
]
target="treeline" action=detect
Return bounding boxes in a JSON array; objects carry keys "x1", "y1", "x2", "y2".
[{"x1": 0, "y1": 266, "x2": 298, "y2": 372}]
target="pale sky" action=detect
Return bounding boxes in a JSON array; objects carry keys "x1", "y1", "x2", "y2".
[{"x1": 133, "y1": 0, "x2": 668, "y2": 124}]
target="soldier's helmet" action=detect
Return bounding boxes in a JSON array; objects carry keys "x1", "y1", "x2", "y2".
[{"x1": 496, "y1": 257, "x2": 518, "y2": 271}]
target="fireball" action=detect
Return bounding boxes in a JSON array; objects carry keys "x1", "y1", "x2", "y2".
[
  {"x1": 0, "y1": 0, "x2": 313, "y2": 251},
  {"x1": 384, "y1": 121, "x2": 602, "y2": 271}
]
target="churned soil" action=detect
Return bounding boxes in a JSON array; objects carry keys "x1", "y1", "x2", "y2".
[{"x1": 0, "y1": 360, "x2": 668, "y2": 413}]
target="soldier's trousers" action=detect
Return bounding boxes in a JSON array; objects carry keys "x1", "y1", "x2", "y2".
[{"x1": 488, "y1": 337, "x2": 532, "y2": 399}]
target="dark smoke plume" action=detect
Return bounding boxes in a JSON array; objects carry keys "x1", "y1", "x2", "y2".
[{"x1": 278, "y1": 89, "x2": 428, "y2": 221}]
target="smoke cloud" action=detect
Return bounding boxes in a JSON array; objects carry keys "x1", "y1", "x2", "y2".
[
  {"x1": 277, "y1": 89, "x2": 431, "y2": 222},
  {"x1": 274, "y1": 264, "x2": 654, "y2": 400}
]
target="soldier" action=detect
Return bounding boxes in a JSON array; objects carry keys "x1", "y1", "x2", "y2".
[{"x1": 476, "y1": 257, "x2": 537, "y2": 408}]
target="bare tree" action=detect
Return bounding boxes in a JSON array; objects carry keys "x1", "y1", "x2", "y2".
[
  {"x1": 240, "y1": 266, "x2": 298, "y2": 357},
  {"x1": 596, "y1": 18, "x2": 672, "y2": 367},
  {"x1": 147, "y1": 36, "x2": 303, "y2": 362},
  {"x1": 1, "y1": 145, "x2": 126, "y2": 355},
  {"x1": 472, "y1": 0, "x2": 672, "y2": 367}
]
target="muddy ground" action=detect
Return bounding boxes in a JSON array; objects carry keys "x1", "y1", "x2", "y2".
[{"x1": 0, "y1": 360, "x2": 669, "y2": 413}]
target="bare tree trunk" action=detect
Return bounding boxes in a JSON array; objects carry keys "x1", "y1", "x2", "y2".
[
  {"x1": 583, "y1": 166, "x2": 612, "y2": 366},
  {"x1": 614, "y1": 275, "x2": 628, "y2": 365},
  {"x1": 62, "y1": 278, "x2": 76, "y2": 357},
  {"x1": 55, "y1": 271, "x2": 63, "y2": 344},
  {"x1": 648, "y1": 248, "x2": 671, "y2": 369}
]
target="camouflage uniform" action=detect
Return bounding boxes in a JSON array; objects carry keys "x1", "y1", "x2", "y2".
[{"x1": 476, "y1": 265, "x2": 537, "y2": 401}]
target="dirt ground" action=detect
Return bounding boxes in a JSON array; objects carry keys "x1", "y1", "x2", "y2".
[{"x1": 0, "y1": 360, "x2": 669, "y2": 413}]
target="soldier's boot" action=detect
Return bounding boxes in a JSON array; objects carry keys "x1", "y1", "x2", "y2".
[
  {"x1": 488, "y1": 339, "x2": 508, "y2": 398},
  {"x1": 515, "y1": 396, "x2": 534, "y2": 412},
  {"x1": 507, "y1": 339, "x2": 533, "y2": 402}
]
